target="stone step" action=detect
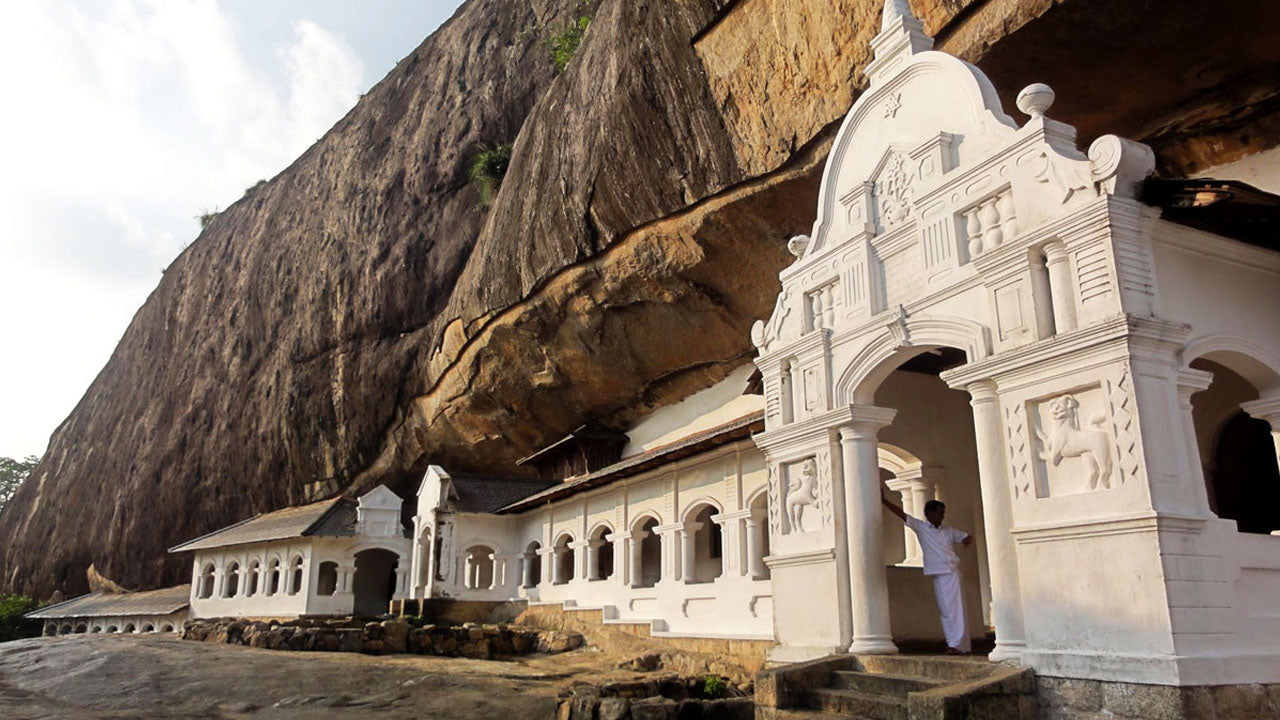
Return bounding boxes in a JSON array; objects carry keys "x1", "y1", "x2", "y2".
[
  {"x1": 829, "y1": 670, "x2": 944, "y2": 698},
  {"x1": 855, "y1": 654, "x2": 994, "y2": 682},
  {"x1": 766, "y1": 710, "x2": 852, "y2": 720},
  {"x1": 807, "y1": 688, "x2": 907, "y2": 720}
]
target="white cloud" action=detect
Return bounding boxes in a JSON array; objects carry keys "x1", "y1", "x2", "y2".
[{"x1": 0, "y1": 1, "x2": 364, "y2": 458}]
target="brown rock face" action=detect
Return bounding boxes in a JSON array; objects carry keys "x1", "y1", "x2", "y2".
[{"x1": 2, "y1": 0, "x2": 1278, "y2": 598}]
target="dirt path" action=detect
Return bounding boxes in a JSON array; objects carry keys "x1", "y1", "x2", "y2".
[{"x1": 0, "y1": 635, "x2": 629, "y2": 719}]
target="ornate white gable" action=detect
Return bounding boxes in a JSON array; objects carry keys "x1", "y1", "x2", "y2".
[{"x1": 751, "y1": 2, "x2": 1155, "y2": 369}]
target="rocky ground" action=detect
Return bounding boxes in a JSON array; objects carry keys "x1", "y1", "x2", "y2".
[{"x1": 0, "y1": 634, "x2": 637, "y2": 719}]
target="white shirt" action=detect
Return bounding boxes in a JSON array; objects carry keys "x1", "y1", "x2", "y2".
[{"x1": 905, "y1": 515, "x2": 970, "y2": 575}]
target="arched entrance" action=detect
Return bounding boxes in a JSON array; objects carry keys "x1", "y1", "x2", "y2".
[
  {"x1": 630, "y1": 516, "x2": 662, "y2": 588},
  {"x1": 1187, "y1": 352, "x2": 1280, "y2": 534},
  {"x1": 352, "y1": 549, "x2": 399, "y2": 616},
  {"x1": 682, "y1": 503, "x2": 723, "y2": 584}
]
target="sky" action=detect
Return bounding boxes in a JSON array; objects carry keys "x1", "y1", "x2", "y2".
[{"x1": 0, "y1": 0, "x2": 466, "y2": 460}]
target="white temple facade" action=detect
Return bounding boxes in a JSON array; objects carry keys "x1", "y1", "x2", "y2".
[
  {"x1": 412, "y1": 0, "x2": 1280, "y2": 689},
  {"x1": 169, "y1": 485, "x2": 412, "y2": 619}
]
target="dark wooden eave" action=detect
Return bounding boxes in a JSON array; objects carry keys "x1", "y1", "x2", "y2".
[
  {"x1": 1143, "y1": 177, "x2": 1280, "y2": 252},
  {"x1": 497, "y1": 411, "x2": 765, "y2": 514}
]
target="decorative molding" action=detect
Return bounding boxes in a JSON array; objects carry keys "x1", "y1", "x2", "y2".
[
  {"x1": 762, "y1": 548, "x2": 837, "y2": 569},
  {"x1": 1012, "y1": 512, "x2": 1206, "y2": 544}
]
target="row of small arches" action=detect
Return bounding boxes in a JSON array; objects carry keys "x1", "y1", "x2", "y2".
[
  {"x1": 197, "y1": 556, "x2": 305, "y2": 600},
  {"x1": 50, "y1": 622, "x2": 175, "y2": 635}
]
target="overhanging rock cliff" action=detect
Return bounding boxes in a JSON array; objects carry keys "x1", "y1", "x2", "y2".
[{"x1": 2, "y1": 0, "x2": 1278, "y2": 597}]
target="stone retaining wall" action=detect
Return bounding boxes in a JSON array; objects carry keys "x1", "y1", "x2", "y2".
[
  {"x1": 558, "y1": 675, "x2": 754, "y2": 720},
  {"x1": 182, "y1": 618, "x2": 583, "y2": 660},
  {"x1": 1038, "y1": 677, "x2": 1280, "y2": 720}
]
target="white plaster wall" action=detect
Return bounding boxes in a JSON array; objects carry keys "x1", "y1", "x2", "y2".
[
  {"x1": 441, "y1": 439, "x2": 774, "y2": 639},
  {"x1": 1195, "y1": 146, "x2": 1280, "y2": 195},
  {"x1": 622, "y1": 364, "x2": 763, "y2": 457}
]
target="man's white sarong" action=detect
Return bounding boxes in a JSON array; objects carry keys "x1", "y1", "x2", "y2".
[{"x1": 931, "y1": 570, "x2": 970, "y2": 652}]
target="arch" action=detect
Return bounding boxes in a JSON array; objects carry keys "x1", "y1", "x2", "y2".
[
  {"x1": 75, "y1": 624, "x2": 88, "y2": 634},
  {"x1": 266, "y1": 556, "x2": 282, "y2": 596},
  {"x1": 1181, "y1": 334, "x2": 1280, "y2": 393},
  {"x1": 105, "y1": 625, "x2": 118, "y2": 634},
  {"x1": 222, "y1": 561, "x2": 241, "y2": 598},
  {"x1": 142, "y1": 624, "x2": 155, "y2": 633},
  {"x1": 59, "y1": 623, "x2": 72, "y2": 635},
  {"x1": 630, "y1": 511, "x2": 663, "y2": 530},
  {"x1": 522, "y1": 540, "x2": 543, "y2": 587},
  {"x1": 589, "y1": 524, "x2": 615, "y2": 581},
  {"x1": 680, "y1": 497, "x2": 725, "y2": 523},
  {"x1": 287, "y1": 555, "x2": 305, "y2": 595},
  {"x1": 197, "y1": 562, "x2": 216, "y2": 599},
  {"x1": 632, "y1": 515, "x2": 663, "y2": 588},
  {"x1": 352, "y1": 548, "x2": 398, "y2": 616},
  {"x1": 878, "y1": 443, "x2": 923, "y2": 476},
  {"x1": 317, "y1": 561, "x2": 339, "y2": 596},
  {"x1": 683, "y1": 502, "x2": 723, "y2": 584},
  {"x1": 837, "y1": 319, "x2": 991, "y2": 405},
  {"x1": 246, "y1": 559, "x2": 261, "y2": 596},
  {"x1": 464, "y1": 545, "x2": 497, "y2": 590},
  {"x1": 552, "y1": 533, "x2": 576, "y2": 585},
  {"x1": 1186, "y1": 354, "x2": 1280, "y2": 534},
  {"x1": 122, "y1": 623, "x2": 136, "y2": 633},
  {"x1": 161, "y1": 624, "x2": 174, "y2": 633}
]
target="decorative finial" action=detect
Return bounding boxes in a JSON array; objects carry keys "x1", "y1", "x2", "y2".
[
  {"x1": 787, "y1": 235, "x2": 810, "y2": 258},
  {"x1": 881, "y1": 0, "x2": 915, "y2": 31},
  {"x1": 1016, "y1": 83, "x2": 1056, "y2": 120}
]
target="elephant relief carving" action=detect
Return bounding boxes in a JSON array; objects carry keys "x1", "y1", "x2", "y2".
[
  {"x1": 1035, "y1": 394, "x2": 1114, "y2": 490},
  {"x1": 785, "y1": 458, "x2": 819, "y2": 532}
]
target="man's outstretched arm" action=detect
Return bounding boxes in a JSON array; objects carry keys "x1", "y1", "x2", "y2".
[{"x1": 880, "y1": 494, "x2": 907, "y2": 522}]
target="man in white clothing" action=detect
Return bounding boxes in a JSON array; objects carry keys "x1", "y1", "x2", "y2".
[{"x1": 881, "y1": 494, "x2": 973, "y2": 654}]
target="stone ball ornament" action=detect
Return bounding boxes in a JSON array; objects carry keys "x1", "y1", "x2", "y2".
[
  {"x1": 1016, "y1": 83, "x2": 1056, "y2": 119},
  {"x1": 787, "y1": 234, "x2": 811, "y2": 258}
]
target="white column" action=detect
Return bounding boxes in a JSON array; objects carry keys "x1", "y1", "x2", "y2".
[
  {"x1": 885, "y1": 477, "x2": 921, "y2": 566},
  {"x1": 488, "y1": 553, "x2": 500, "y2": 590},
  {"x1": 1176, "y1": 369, "x2": 1215, "y2": 515},
  {"x1": 586, "y1": 540, "x2": 603, "y2": 581},
  {"x1": 745, "y1": 510, "x2": 768, "y2": 579},
  {"x1": 394, "y1": 565, "x2": 408, "y2": 599},
  {"x1": 1043, "y1": 241, "x2": 1077, "y2": 333},
  {"x1": 1241, "y1": 392, "x2": 1280, "y2": 472},
  {"x1": 679, "y1": 522, "x2": 701, "y2": 583},
  {"x1": 628, "y1": 531, "x2": 646, "y2": 587},
  {"x1": 608, "y1": 533, "x2": 627, "y2": 583},
  {"x1": 967, "y1": 380, "x2": 1026, "y2": 661},
  {"x1": 569, "y1": 540, "x2": 590, "y2": 583},
  {"x1": 711, "y1": 515, "x2": 735, "y2": 578},
  {"x1": 655, "y1": 524, "x2": 682, "y2": 583},
  {"x1": 521, "y1": 552, "x2": 535, "y2": 588},
  {"x1": 538, "y1": 548, "x2": 553, "y2": 586},
  {"x1": 463, "y1": 555, "x2": 474, "y2": 590},
  {"x1": 840, "y1": 409, "x2": 898, "y2": 655}
]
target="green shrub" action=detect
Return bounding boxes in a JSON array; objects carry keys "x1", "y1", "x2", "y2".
[
  {"x1": 469, "y1": 143, "x2": 514, "y2": 207},
  {"x1": 702, "y1": 674, "x2": 727, "y2": 699},
  {"x1": 196, "y1": 207, "x2": 220, "y2": 229},
  {"x1": 403, "y1": 614, "x2": 428, "y2": 629},
  {"x1": 0, "y1": 594, "x2": 40, "y2": 642},
  {"x1": 546, "y1": 13, "x2": 591, "y2": 73}
]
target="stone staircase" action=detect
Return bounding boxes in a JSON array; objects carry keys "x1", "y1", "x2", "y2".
[{"x1": 757, "y1": 654, "x2": 1036, "y2": 720}]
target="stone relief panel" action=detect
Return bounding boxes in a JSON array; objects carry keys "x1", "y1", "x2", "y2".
[
  {"x1": 1104, "y1": 366, "x2": 1143, "y2": 486},
  {"x1": 1032, "y1": 386, "x2": 1115, "y2": 496},
  {"x1": 874, "y1": 151, "x2": 916, "y2": 230},
  {"x1": 781, "y1": 457, "x2": 826, "y2": 534},
  {"x1": 1004, "y1": 402, "x2": 1033, "y2": 500}
]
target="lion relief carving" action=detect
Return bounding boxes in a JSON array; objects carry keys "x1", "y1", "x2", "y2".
[
  {"x1": 785, "y1": 458, "x2": 819, "y2": 533},
  {"x1": 1035, "y1": 394, "x2": 1114, "y2": 490}
]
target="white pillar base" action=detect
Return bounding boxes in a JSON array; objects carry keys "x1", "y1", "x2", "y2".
[{"x1": 848, "y1": 637, "x2": 899, "y2": 655}]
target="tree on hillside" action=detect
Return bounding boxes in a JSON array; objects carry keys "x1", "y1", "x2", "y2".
[{"x1": 0, "y1": 455, "x2": 40, "y2": 513}]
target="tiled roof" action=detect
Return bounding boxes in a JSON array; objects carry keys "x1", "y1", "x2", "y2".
[
  {"x1": 449, "y1": 474, "x2": 558, "y2": 513},
  {"x1": 497, "y1": 411, "x2": 765, "y2": 514},
  {"x1": 168, "y1": 497, "x2": 358, "y2": 553},
  {"x1": 25, "y1": 585, "x2": 190, "y2": 619}
]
